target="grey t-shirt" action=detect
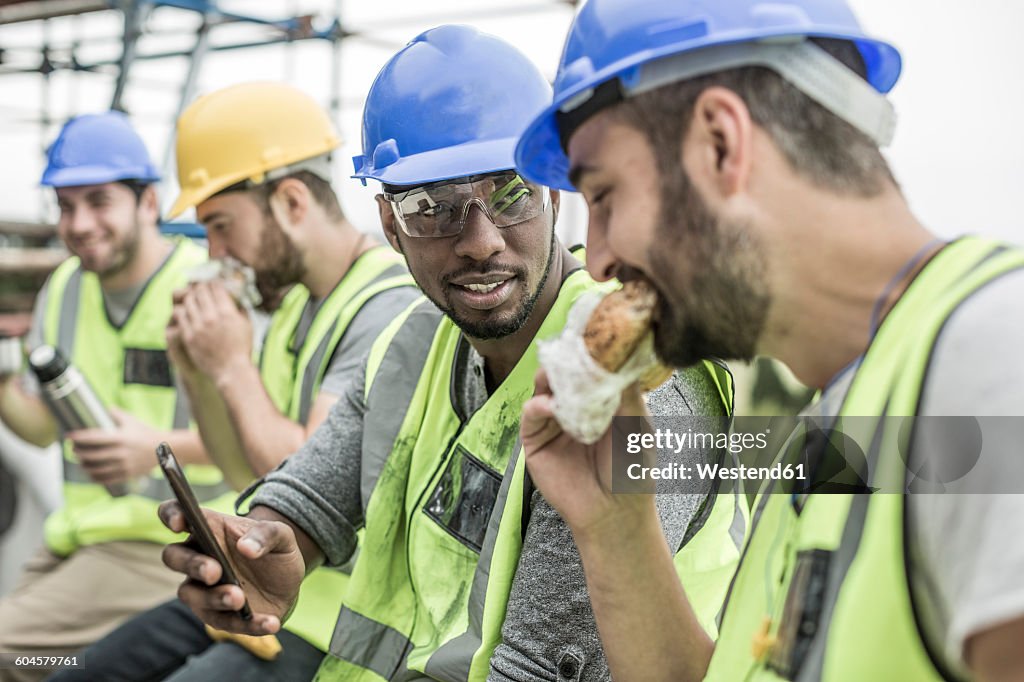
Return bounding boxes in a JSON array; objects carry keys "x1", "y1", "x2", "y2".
[
  {"x1": 250, "y1": 337, "x2": 728, "y2": 681},
  {"x1": 292, "y1": 286, "x2": 422, "y2": 401},
  {"x1": 814, "y1": 267, "x2": 1024, "y2": 678}
]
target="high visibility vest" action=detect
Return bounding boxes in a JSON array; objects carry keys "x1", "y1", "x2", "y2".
[
  {"x1": 41, "y1": 238, "x2": 234, "y2": 557},
  {"x1": 259, "y1": 246, "x2": 414, "y2": 652},
  {"x1": 705, "y1": 237, "x2": 1024, "y2": 682},
  {"x1": 315, "y1": 266, "x2": 744, "y2": 681}
]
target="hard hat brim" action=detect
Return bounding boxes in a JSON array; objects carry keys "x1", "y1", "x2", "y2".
[
  {"x1": 41, "y1": 164, "x2": 160, "y2": 189},
  {"x1": 353, "y1": 136, "x2": 521, "y2": 188}
]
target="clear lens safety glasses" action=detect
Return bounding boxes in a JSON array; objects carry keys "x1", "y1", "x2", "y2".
[{"x1": 385, "y1": 172, "x2": 549, "y2": 238}]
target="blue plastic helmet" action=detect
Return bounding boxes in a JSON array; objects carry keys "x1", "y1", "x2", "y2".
[
  {"x1": 515, "y1": 0, "x2": 902, "y2": 190},
  {"x1": 353, "y1": 24, "x2": 553, "y2": 187},
  {"x1": 41, "y1": 111, "x2": 160, "y2": 188}
]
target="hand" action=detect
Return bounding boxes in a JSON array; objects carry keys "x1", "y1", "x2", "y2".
[
  {"x1": 174, "y1": 281, "x2": 253, "y2": 383},
  {"x1": 159, "y1": 501, "x2": 306, "y2": 636},
  {"x1": 520, "y1": 370, "x2": 657, "y2": 539},
  {"x1": 68, "y1": 408, "x2": 160, "y2": 485}
]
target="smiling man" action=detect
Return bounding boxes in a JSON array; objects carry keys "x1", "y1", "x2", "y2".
[
  {"x1": 0, "y1": 111, "x2": 232, "y2": 682},
  {"x1": 156, "y1": 25, "x2": 742, "y2": 682},
  {"x1": 514, "y1": 0, "x2": 1024, "y2": 681}
]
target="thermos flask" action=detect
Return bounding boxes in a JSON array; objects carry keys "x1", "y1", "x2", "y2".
[{"x1": 28, "y1": 345, "x2": 130, "y2": 497}]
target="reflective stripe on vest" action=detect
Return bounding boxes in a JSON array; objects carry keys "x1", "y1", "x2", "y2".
[
  {"x1": 260, "y1": 247, "x2": 412, "y2": 424},
  {"x1": 41, "y1": 238, "x2": 235, "y2": 556},
  {"x1": 259, "y1": 246, "x2": 415, "y2": 653},
  {"x1": 317, "y1": 269, "x2": 742, "y2": 681},
  {"x1": 705, "y1": 237, "x2": 1024, "y2": 682}
]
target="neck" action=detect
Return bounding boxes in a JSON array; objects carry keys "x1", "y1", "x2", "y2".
[
  {"x1": 99, "y1": 226, "x2": 171, "y2": 292},
  {"x1": 301, "y1": 219, "x2": 374, "y2": 299},
  {"x1": 759, "y1": 184, "x2": 940, "y2": 389},
  {"x1": 469, "y1": 244, "x2": 575, "y2": 389}
]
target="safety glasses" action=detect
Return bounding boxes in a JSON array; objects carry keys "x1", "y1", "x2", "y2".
[{"x1": 384, "y1": 172, "x2": 549, "y2": 238}]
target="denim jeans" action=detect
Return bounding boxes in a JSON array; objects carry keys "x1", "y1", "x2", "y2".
[{"x1": 47, "y1": 599, "x2": 324, "y2": 682}]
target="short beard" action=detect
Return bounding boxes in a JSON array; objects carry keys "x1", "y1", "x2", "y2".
[
  {"x1": 254, "y1": 215, "x2": 306, "y2": 312},
  {"x1": 95, "y1": 218, "x2": 141, "y2": 280},
  {"x1": 410, "y1": 227, "x2": 556, "y2": 341},
  {"x1": 649, "y1": 161, "x2": 768, "y2": 367}
]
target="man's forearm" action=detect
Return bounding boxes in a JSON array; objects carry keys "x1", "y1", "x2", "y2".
[
  {"x1": 573, "y1": 502, "x2": 715, "y2": 682},
  {"x1": 213, "y1": 361, "x2": 308, "y2": 477},
  {"x1": 0, "y1": 376, "x2": 58, "y2": 447},
  {"x1": 159, "y1": 427, "x2": 213, "y2": 467},
  {"x1": 181, "y1": 369, "x2": 255, "y2": 489},
  {"x1": 246, "y1": 504, "x2": 325, "y2": 575}
]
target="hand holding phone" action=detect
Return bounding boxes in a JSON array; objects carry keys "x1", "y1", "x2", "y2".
[
  {"x1": 157, "y1": 442, "x2": 253, "y2": 620},
  {"x1": 157, "y1": 443, "x2": 307, "y2": 636}
]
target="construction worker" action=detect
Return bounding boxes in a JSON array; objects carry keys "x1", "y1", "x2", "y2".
[
  {"x1": 49, "y1": 83, "x2": 419, "y2": 681},
  {"x1": 0, "y1": 111, "x2": 234, "y2": 682},
  {"x1": 514, "y1": 0, "x2": 1024, "y2": 680},
  {"x1": 156, "y1": 25, "x2": 743, "y2": 681}
]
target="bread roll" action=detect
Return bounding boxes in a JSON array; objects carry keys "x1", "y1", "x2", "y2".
[
  {"x1": 583, "y1": 279, "x2": 658, "y2": 372},
  {"x1": 583, "y1": 279, "x2": 673, "y2": 390}
]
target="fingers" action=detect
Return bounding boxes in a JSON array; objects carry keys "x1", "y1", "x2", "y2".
[
  {"x1": 79, "y1": 460, "x2": 127, "y2": 484},
  {"x1": 158, "y1": 500, "x2": 189, "y2": 533},
  {"x1": 532, "y1": 368, "x2": 552, "y2": 397},
  {"x1": 520, "y1": 394, "x2": 560, "y2": 446},
  {"x1": 163, "y1": 542, "x2": 224, "y2": 585},
  {"x1": 68, "y1": 429, "x2": 117, "y2": 448},
  {"x1": 176, "y1": 582, "x2": 280, "y2": 636}
]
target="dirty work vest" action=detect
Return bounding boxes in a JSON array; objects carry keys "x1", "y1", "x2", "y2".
[
  {"x1": 705, "y1": 237, "x2": 1024, "y2": 682},
  {"x1": 315, "y1": 267, "x2": 744, "y2": 681},
  {"x1": 41, "y1": 238, "x2": 234, "y2": 557},
  {"x1": 260, "y1": 246, "x2": 411, "y2": 651},
  {"x1": 260, "y1": 246, "x2": 414, "y2": 652}
]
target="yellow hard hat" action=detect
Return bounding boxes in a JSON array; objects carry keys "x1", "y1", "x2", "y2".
[{"x1": 168, "y1": 81, "x2": 341, "y2": 219}]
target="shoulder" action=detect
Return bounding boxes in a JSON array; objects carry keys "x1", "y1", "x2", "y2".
[{"x1": 920, "y1": 266, "x2": 1024, "y2": 415}]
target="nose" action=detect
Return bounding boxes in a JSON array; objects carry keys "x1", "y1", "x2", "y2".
[
  {"x1": 61, "y1": 205, "x2": 98, "y2": 238},
  {"x1": 585, "y1": 217, "x2": 619, "y2": 282},
  {"x1": 206, "y1": 233, "x2": 228, "y2": 260},
  {"x1": 453, "y1": 202, "x2": 505, "y2": 262}
]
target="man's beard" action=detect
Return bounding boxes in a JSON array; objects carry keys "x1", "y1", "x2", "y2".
[
  {"x1": 649, "y1": 163, "x2": 769, "y2": 367},
  {"x1": 254, "y1": 215, "x2": 306, "y2": 313},
  {"x1": 90, "y1": 219, "x2": 141, "y2": 280},
  {"x1": 414, "y1": 228, "x2": 556, "y2": 341}
]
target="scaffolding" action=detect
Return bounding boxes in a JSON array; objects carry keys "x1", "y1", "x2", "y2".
[{"x1": 0, "y1": 0, "x2": 577, "y2": 325}]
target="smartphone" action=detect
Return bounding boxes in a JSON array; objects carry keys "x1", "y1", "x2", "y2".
[{"x1": 156, "y1": 442, "x2": 253, "y2": 620}]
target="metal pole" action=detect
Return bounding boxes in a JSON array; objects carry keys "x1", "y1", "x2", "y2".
[{"x1": 111, "y1": 0, "x2": 151, "y2": 111}]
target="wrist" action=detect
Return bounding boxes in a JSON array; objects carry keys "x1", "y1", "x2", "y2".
[
  {"x1": 571, "y1": 494, "x2": 661, "y2": 552},
  {"x1": 211, "y1": 355, "x2": 254, "y2": 390}
]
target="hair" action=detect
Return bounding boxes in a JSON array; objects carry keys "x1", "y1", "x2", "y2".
[
  {"x1": 612, "y1": 38, "x2": 896, "y2": 197},
  {"x1": 251, "y1": 170, "x2": 345, "y2": 221},
  {"x1": 117, "y1": 179, "x2": 151, "y2": 202}
]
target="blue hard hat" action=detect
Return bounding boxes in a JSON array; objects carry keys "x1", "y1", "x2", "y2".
[
  {"x1": 353, "y1": 24, "x2": 553, "y2": 187},
  {"x1": 41, "y1": 111, "x2": 161, "y2": 188},
  {"x1": 515, "y1": 0, "x2": 902, "y2": 191}
]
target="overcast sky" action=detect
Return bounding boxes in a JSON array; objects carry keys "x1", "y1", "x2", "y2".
[{"x1": 0, "y1": 0, "x2": 1021, "y2": 247}]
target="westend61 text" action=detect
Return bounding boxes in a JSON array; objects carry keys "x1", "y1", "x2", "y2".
[
  {"x1": 626, "y1": 462, "x2": 807, "y2": 482},
  {"x1": 624, "y1": 427, "x2": 770, "y2": 455}
]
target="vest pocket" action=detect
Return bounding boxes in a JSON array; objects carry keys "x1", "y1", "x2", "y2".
[
  {"x1": 423, "y1": 444, "x2": 502, "y2": 553},
  {"x1": 768, "y1": 548, "x2": 831, "y2": 679}
]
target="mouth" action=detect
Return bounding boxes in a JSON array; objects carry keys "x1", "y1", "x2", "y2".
[{"x1": 448, "y1": 275, "x2": 517, "y2": 310}]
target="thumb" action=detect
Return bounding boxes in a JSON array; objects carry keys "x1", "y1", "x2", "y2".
[{"x1": 237, "y1": 521, "x2": 295, "y2": 559}]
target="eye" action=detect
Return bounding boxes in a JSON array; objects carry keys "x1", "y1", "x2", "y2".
[{"x1": 416, "y1": 199, "x2": 455, "y2": 218}]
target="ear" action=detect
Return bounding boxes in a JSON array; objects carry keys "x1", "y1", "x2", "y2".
[
  {"x1": 684, "y1": 86, "x2": 753, "y2": 201},
  {"x1": 376, "y1": 194, "x2": 403, "y2": 254},
  {"x1": 137, "y1": 184, "x2": 160, "y2": 225},
  {"x1": 549, "y1": 188, "x2": 561, "y2": 226},
  {"x1": 268, "y1": 178, "x2": 310, "y2": 235}
]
